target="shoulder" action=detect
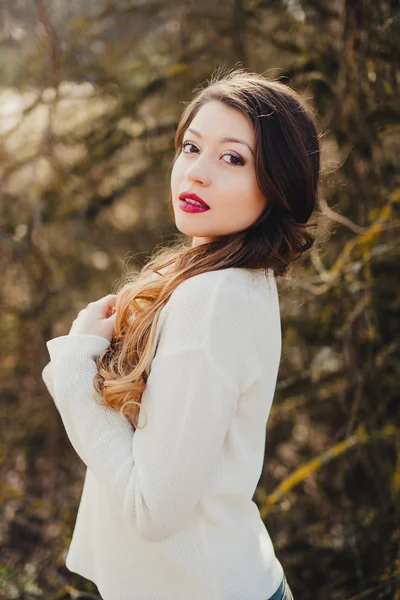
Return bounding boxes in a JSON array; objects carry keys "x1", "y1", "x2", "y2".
[
  {"x1": 168, "y1": 268, "x2": 251, "y2": 325},
  {"x1": 171, "y1": 268, "x2": 229, "y2": 294},
  {"x1": 152, "y1": 268, "x2": 278, "y2": 394},
  {"x1": 170, "y1": 268, "x2": 278, "y2": 314},
  {"x1": 154, "y1": 269, "x2": 255, "y2": 359}
]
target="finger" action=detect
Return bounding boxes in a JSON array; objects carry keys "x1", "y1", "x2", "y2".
[
  {"x1": 98, "y1": 294, "x2": 117, "y2": 303},
  {"x1": 92, "y1": 294, "x2": 117, "y2": 308},
  {"x1": 105, "y1": 305, "x2": 116, "y2": 318}
]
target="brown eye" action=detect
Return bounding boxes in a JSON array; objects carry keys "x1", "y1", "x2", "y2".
[
  {"x1": 181, "y1": 141, "x2": 198, "y2": 153},
  {"x1": 222, "y1": 153, "x2": 244, "y2": 166},
  {"x1": 181, "y1": 141, "x2": 245, "y2": 167}
]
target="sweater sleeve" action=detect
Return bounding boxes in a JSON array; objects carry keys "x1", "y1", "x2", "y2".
[{"x1": 45, "y1": 272, "x2": 257, "y2": 542}]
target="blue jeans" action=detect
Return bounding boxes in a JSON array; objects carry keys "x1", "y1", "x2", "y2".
[{"x1": 267, "y1": 573, "x2": 294, "y2": 600}]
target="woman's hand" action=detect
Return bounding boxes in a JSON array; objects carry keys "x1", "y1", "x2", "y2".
[{"x1": 68, "y1": 294, "x2": 117, "y2": 342}]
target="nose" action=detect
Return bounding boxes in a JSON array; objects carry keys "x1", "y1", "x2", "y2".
[{"x1": 185, "y1": 152, "x2": 212, "y2": 186}]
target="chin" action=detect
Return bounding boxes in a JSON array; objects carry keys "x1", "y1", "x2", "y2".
[{"x1": 174, "y1": 221, "x2": 204, "y2": 238}]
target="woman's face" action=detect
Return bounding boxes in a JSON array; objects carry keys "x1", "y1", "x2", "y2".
[{"x1": 170, "y1": 100, "x2": 267, "y2": 248}]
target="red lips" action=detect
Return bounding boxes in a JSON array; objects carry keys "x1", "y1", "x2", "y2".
[{"x1": 179, "y1": 192, "x2": 210, "y2": 208}]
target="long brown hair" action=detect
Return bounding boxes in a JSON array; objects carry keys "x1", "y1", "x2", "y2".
[{"x1": 93, "y1": 66, "x2": 322, "y2": 429}]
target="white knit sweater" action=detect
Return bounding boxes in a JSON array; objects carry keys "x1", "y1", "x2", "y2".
[{"x1": 42, "y1": 267, "x2": 284, "y2": 600}]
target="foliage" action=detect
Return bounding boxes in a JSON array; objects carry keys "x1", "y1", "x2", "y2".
[{"x1": 0, "y1": 1, "x2": 399, "y2": 598}]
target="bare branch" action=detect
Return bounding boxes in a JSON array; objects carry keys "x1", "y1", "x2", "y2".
[{"x1": 259, "y1": 424, "x2": 400, "y2": 516}]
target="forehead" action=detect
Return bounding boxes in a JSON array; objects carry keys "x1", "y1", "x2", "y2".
[{"x1": 188, "y1": 100, "x2": 254, "y2": 141}]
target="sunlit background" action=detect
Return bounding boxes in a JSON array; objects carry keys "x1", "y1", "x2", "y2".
[{"x1": 0, "y1": 1, "x2": 399, "y2": 598}]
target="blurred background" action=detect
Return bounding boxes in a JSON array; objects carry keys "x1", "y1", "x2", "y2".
[{"x1": 0, "y1": 1, "x2": 399, "y2": 599}]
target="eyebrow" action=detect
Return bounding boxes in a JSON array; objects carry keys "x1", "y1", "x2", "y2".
[{"x1": 185, "y1": 128, "x2": 254, "y2": 157}]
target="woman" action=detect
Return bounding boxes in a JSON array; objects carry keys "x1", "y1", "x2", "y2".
[{"x1": 42, "y1": 67, "x2": 320, "y2": 600}]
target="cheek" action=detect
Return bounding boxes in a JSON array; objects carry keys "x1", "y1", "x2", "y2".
[
  {"x1": 234, "y1": 177, "x2": 266, "y2": 220},
  {"x1": 170, "y1": 163, "x2": 177, "y2": 189},
  {"x1": 247, "y1": 172, "x2": 266, "y2": 207},
  {"x1": 229, "y1": 173, "x2": 259, "y2": 205},
  {"x1": 170, "y1": 158, "x2": 183, "y2": 193}
]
